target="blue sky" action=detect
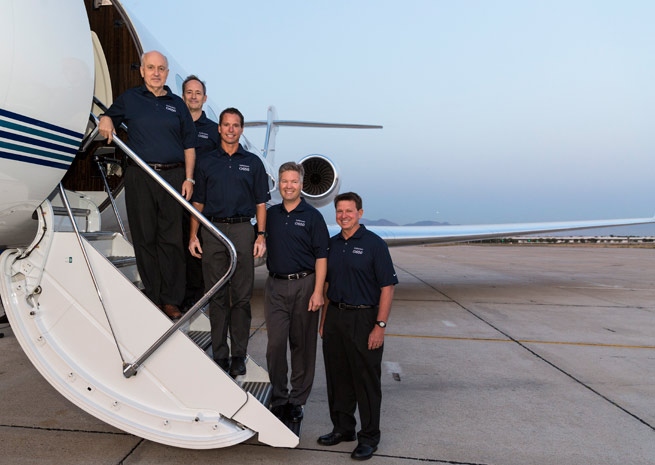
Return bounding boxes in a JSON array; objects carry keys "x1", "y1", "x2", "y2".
[{"x1": 125, "y1": 0, "x2": 655, "y2": 226}]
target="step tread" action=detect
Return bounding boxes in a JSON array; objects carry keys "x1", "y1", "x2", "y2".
[
  {"x1": 52, "y1": 206, "x2": 91, "y2": 217},
  {"x1": 106, "y1": 256, "x2": 136, "y2": 267}
]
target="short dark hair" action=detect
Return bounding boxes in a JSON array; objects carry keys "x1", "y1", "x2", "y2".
[
  {"x1": 219, "y1": 107, "x2": 244, "y2": 126},
  {"x1": 278, "y1": 162, "x2": 304, "y2": 183},
  {"x1": 334, "y1": 192, "x2": 363, "y2": 210},
  {"x1": 182, "y1": 74, "x2": 206, "y2": 95}
]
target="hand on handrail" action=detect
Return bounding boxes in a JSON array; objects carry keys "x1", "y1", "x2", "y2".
[{"x1": 98, "y1": 116, "x2": 115, "y2": 144}]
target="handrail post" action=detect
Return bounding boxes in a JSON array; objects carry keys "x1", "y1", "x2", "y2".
[{"x1": 95, "y1": 156, "x2": 127, "y2": 237}]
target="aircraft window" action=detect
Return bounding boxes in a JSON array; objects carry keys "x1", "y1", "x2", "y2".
[
  {"x1": 206, "y1": 106, "x2": 218, "y2": 122},
  {"x1": 175, "y1": 74, "x2": 184, "y2": 95}
]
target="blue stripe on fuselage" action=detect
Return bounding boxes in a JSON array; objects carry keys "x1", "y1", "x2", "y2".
[
  {"x1": 0, "y1": 151, "x2": 70, "y2": 170},
  {"x1": 0, "y1": 130, "x2": 78, "y2": 155},
  {"x1": 0, "y1": 108, "x2": 84, "y2": 139}
]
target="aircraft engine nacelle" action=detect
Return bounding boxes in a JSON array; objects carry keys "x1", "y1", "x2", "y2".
[{"x1": 299, "y1": 154, "x2": 341, "y2": 208}]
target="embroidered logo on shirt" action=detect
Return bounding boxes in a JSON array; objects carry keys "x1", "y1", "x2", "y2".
[
  {"x1": 165, "y1": 104, "x2": 177, "y2": 113},
  {"x1": 238, "y1": 164, "x2": 250, "y2": 172},
  {"x1": 198, "y1": 131, "x2": 209, "y2": 139},
  {"x1": 352, "y1": 247, "x2": 364, "y2": 255},
  {"x1": 294, "y1": 219, "x2": 306, "y2": 227}
]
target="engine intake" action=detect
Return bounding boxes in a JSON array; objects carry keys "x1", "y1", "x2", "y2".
[{"x1": 299, "y1": 154, "x2": 341, "y2": 208}]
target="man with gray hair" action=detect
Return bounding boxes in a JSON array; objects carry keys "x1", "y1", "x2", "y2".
[
  {"x1": 264, "y1": 161, "x2": 329, "y2": 426},
  {"x1": 99, "y1": 50, "x2": 196, "y2": 320}
]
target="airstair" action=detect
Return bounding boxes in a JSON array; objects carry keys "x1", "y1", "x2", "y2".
[{"x1": 0, "y1": 112, "x2": 298, "y2": 449}]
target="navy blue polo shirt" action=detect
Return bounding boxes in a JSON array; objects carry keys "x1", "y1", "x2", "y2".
[
  {"x1": 194, "y1": 111, "x2": 219, "y2": 158},
  {"x1": 102, "y1": 85, "x2": 196, "y2": 164},
  {"x1": 192, "y1": 144, "x2": 270, "y2": 218},
  {"x1": 326, "y1": 225, "x2": 398, "y2": 306},
  {"x1": 266, "y1": 198, "x2": 329, "y2": 274}
]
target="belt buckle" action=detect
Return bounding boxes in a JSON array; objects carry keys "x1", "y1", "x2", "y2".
[{"x1": 288, "y1": 273, "x2": 299, "y2": 280}]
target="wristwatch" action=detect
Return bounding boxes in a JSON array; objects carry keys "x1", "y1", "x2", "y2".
[
  {"x1": 185, "y1": 178, "x2": 195, "y2": 185},
  {"x1": 376, "y1": 321, "x2": 387, "y2": 328},
  {"x1": 257, "y1": 231, "x2": 268, "y2": 238}
]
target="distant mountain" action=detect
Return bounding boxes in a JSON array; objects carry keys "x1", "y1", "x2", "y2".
[
  {"x1": 360, "y1": 218, "x2": 398, "y2": 226},
  {"x1": 403, "y1": 220, "x2": 451, "y2": 226}
]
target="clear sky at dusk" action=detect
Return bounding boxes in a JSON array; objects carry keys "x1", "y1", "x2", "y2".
[{"x1": 125, "y1": 0, "x2": 655, "y2": 226}]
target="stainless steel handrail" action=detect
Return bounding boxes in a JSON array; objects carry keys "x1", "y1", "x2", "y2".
[{"x1": 88, "y1": 112, "x2": 238, "y2": 378}]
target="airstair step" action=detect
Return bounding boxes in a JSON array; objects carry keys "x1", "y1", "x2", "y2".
[
  {"x1": 52, "y1": 206, "x2": 90, "y2": 217},
  {"x1": 187, "y1": 330, "x2": 212, "y2": 351},
  {"x1": 81, "y1": 231, "x2": 117, "y2": 241},
  {"x1": 107, "y1": 256, "x2": 136, "y2": 268},
  {"x1": 241, "y1": 382, "x2": 273, "y2": 407}
]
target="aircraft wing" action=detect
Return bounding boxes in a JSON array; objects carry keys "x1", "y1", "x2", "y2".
[
  {"x1": 327, "y1": 217, "x2": 655, "y2": 246},
  {"x1": 245, "y1": 120, "x2": 382, "y2": 129}
]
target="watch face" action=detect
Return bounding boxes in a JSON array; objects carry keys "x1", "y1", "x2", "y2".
[{"x1": 377, "y1": 321, "x2": 386, "y2": 328}]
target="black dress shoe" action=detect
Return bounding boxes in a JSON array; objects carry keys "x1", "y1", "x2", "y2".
[
  {"x1": 317, "y1": 431, "x2": 357, "y2": 446},
  {"x1": 271, "y1": 404, "x2": 286, "y2": 420},
  {"x1": 289, "y1": 404, "x2": 303, "y2": 422},
  {"x1": 216, "y1": 358, "x2": 230, "y2": 371},
  {"x1": 229, "y1": 356, "x2": 246, "y2": 377},
  {"x1": 351, "y1": 443, "x2": 377, "y2": 461}
]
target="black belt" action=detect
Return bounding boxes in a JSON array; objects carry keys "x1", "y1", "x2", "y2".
[
  {"x1": 269, "y1": 270, "x2": 314, "y2": 280},
  {"x1": 333, "y1": 302, "x2": 377, "y2": 310},
  {"x1": 208, "y1": 216, "x2": 252, "y2": 224},
  {"x1": 146, "y1": 162, "x2": 184, "y2": 171}
]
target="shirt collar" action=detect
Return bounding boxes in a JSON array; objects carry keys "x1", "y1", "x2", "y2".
[
  {"x1": 217, "y1": 143, "x2": 248, "y2": 158},
  {"x1": 338, "y1": 224, "x2": 367, "y2": 241},
  {"x1": 139, "y1": 84, "x2": 173, "y2": 99},
  {"x1": 282, "y1": 197, "x2": 307, "y2": 214},
  {"x1": 197, "y1": 111, "x2": 215, "y2": 125}
]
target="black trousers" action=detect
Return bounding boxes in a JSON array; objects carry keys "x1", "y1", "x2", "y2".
[
  {"x1": 322, "y1": 302, "x2": 382, "y2": 446},
  {"x1": 124, "y1": 165, "x2": 185, "y2": 307},
  {"x1": 202, "y1": 221, "x2": 254, "y2": 361},
  {"x1": 264, "y1": 274, "x2": 319, "y2": 408}
]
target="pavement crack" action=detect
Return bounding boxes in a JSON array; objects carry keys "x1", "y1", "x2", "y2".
[
  {"x1": 246, "y1": 443, "x2": 492, "y2": 464},
  {"x1": 400, "y1": 267, "x2": 655, "y2": 434},
  {"x1": 249, "y1": 320, "x2": 267, "y2": 339},
  {"x1": 117, "y1": 438, "x2": 144, "y2": 464},
  {"x1": 0, "y1": 423, "x2": 131, "y2": 435}
]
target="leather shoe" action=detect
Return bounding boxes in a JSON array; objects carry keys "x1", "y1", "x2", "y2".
[
  {"x1": 317, "y1": 431, "x2": 356, "y2": 446},
  {"x1": 162, "y1": 304, "x2": 182, "y2": 320},
  {"x1": 229, "y1": 356, "x2": 246, "y2": 377},
  {"x1": 351, "y1": 443, "x2": 377, "y2": 461},
  {"x1": 271, "y1": 404, "x2": 286, "y2": 420},
  {"x1": 289, "y1": 404, "x2": 303, "y2": 422},
  {"x1": 216, "y1": 358, "x2": 230, "y2": 371}
]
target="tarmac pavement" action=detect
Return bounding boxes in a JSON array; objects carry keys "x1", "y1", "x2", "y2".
[{"x1": 1, "y1": 244, "x2": 654, "y2": 464}]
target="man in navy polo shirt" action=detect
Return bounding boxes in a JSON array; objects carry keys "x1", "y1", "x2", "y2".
[
  {"x1": 264, "y1": 162, "x2": 329, "y2": 425},
  {"x1": 318, "y1": 192, "x2": 398, "y2": 461},
  {"x1": 181, "y1": 75, "x2": 219, "y2": 310},
  {"x1": 99, "y1": 50, "x2": 196, "y2": 320},
  {"x1": 181, "y1": 75, "x2": 219, "y2": 158},
  {"x1": 189, "y1": 107, "x2": 270, "y2": 378}
]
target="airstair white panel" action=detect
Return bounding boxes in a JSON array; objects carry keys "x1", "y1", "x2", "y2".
[{"x1": 1, "y1": 231, "x2": 298, "y2": 449}]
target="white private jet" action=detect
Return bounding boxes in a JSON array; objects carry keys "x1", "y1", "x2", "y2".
[{"x1": 1, "y1": 0, "x2": 653, "y2": 451}]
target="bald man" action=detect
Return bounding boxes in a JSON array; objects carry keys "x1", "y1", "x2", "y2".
[{"x1": 99, "y1": 51, "x2": 197, "y2": 320}]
